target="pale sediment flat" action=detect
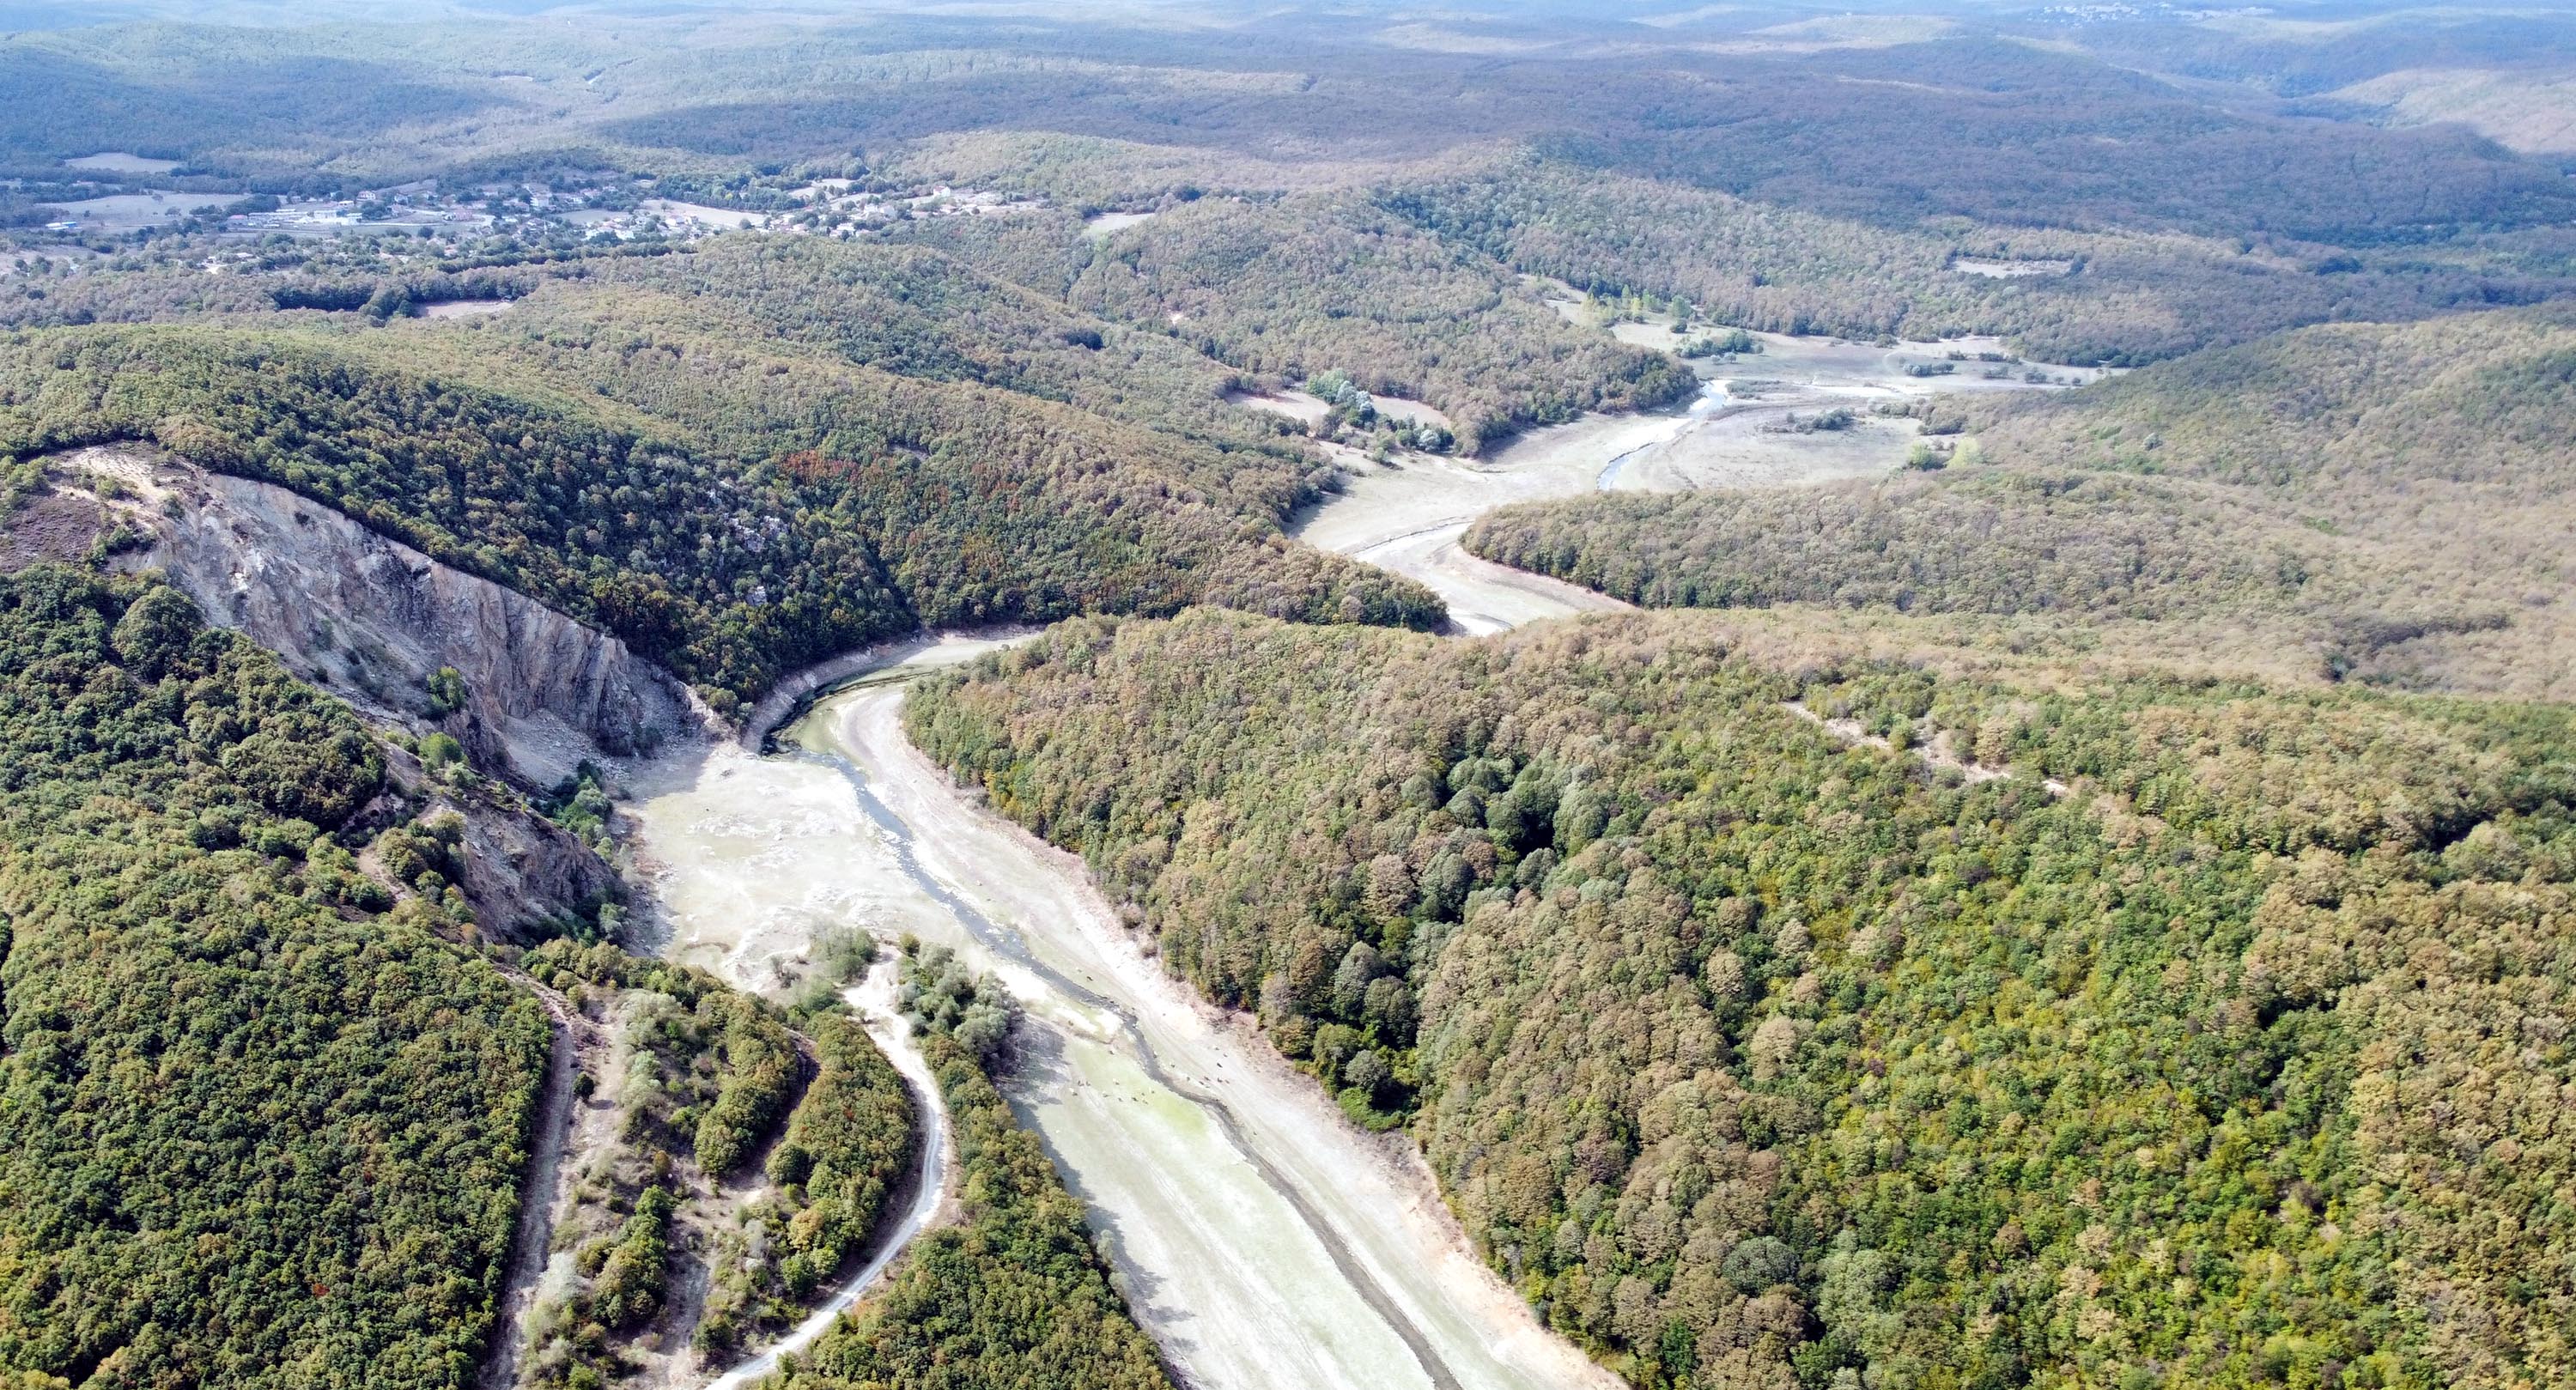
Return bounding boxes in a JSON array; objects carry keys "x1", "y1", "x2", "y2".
[
  {"x1": 1292, "y1": 411, "x2": 1674, "y2": 628},
  {"x1": 1291, "y1": 327, "x2": 2096, "y2": 628},
  {"x1": 1349, "y1": 519, "x2": 1630, "y2": 635},
  {"x1": 419, "y1": 298, "x2": 514, "y2": 319},
  {"x1": 826, "y1": 679, "x2": 1622, "y2": 1390}
]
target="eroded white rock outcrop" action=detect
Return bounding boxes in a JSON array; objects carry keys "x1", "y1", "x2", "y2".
[{"x1": 58, "y1": 443, "x2": 707, "y2": 788}]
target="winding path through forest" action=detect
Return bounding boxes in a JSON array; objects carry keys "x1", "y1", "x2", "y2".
[
  {"x1": 478, "y1": 977, "x2": 588, "y2": 1390},
  {"x1": 702, "y1": 955, "x2": 952, "y2": 1390}
]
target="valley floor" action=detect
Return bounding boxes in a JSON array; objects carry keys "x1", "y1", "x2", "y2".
[
  {"x1": 613, "y1": 640, "x2": 1618, "y2": 1390},
  {"x1": 622, "y1": 330, "x2": 2076, "y2": 1384},
  {"x1": 1295, "y1": 325, "x2": 2078, "y2": 632}
]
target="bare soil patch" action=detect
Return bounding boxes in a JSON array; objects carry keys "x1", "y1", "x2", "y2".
[
  {"x1": 1953, "y1": 256, "x2": 2075, "y2": 278},
  {"x1": 1371, "y1": 395, "x2": 1454, "y2": 430},
  {"x1": 421, "y1": 298, "x2": 515, "y2": 319},
  {"x1": 0, "y1": 489, "x2": 106, "y2": 570},
  {"x1": 1227, "y1": 387, "x2": 1329, "y2": 426},
  {"x1": 64, "y1": 152, "x2": 179, "y2": 173},
  {"x1": 1084, "y1": 209, "x2": 1159, "y2": 236}
]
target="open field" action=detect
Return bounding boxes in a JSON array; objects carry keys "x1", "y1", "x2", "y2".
[
  {"x1": 416, "y1": 297, "x2": 514, "y2": 319},
  {"x1": 41, "y1": 191, "x2": 233, "y2": 230},
  {"x1": 62, "y1": 150, "x2": 180, "y2": 173}
]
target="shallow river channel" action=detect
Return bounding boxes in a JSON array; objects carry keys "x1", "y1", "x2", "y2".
[{"x1": 620, "y1": 642, "x2": 1616, "y2": 1390}]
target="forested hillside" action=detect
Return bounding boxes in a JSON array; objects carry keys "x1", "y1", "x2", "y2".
[
  {"x1": 0, "y1": 255, "x2": 1443, "y2": 707},
  {"x1": 908, "y1": 607, "x2": 2575, "y2": 1390},
  {"x1": 1054, "y1": 195, "x2": 1693, "y2": 452},
  {"x1": 871, "y1": 149, "x2": 2561, "y2": 414},
  {"x1": 0, "y1": 564, "x2": 938, "y2": 1390},
  {"x1": 0, "y1": 566, "x2": 550, "y2": 1387},
  {"x1": 1376, "y1": 154, "x2": 2573, "y2": 368},
  {"x1": 1968, "y1": 304, "x2": 2576, "y2": 695},
  {"x1": 875, "y1": 190, "x2": 1695, "y2": 451},
  {"x1": 573, "y1": 237, "x2": 1293, "y2": 455},
  {"x1": 1971, "y1": 304, "x2": 2576, "y2": 502},
  {"x1": 1466, "y1": 306, "x2": 2576, "y2": 701}
]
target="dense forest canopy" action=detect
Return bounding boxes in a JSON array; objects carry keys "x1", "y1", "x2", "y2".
[
  {"x1": 1372, "y1": 154, "x2": 2576, "y2": 368},
  {"x1": 908, "y1": 606, "x2": 2575, "y2": 1390},
  {"x1": 1057, "y1": 194, "x2": 1694, "y2": 450},
  {"x1": 0, "y1": 566, "x2": 550, "y2": 1388},
  {"x1": 881, "y1": 188, "x2": 1698, "y2": 450}
]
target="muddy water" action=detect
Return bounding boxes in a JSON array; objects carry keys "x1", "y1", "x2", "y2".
[{"x1": 618, "y1": 637, "x2": 1615, "y2": 1390}]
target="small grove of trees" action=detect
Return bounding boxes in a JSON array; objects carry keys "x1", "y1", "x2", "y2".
[
  {"x1": 423, "y1": 663, "x2": 467, "y2": 717},
  {"x1": 896, "y1": 938, "x2": 1021, "y2": 1065},
  {"x1": 1307, "y1": 368, "x2": 1455, "y2": 455},
  {"x1": 513, "y1": 939, "x2": 914, "y2": 1380},
  {"x1": 776, "y1": 983, "x2": 1169, "y2": 1390},
  {"x1": 1675, "y1": 327, "x2": 1756, "y2": 359},
  {"x1": 700, "y1": 1011, "x2": 912, "y2": 1354}
]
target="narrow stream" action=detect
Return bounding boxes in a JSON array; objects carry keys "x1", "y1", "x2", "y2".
[{"x1": 1595, "y1": 380, "x2": 1727, "y2": 489}]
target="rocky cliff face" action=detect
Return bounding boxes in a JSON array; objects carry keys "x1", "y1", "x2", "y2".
[
  {"x1": 57, "y1": 443, "x2": 708, "y2": 789},
  {"x1": 355, "y1": 740, "x2": 623, "y2": 939}
]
